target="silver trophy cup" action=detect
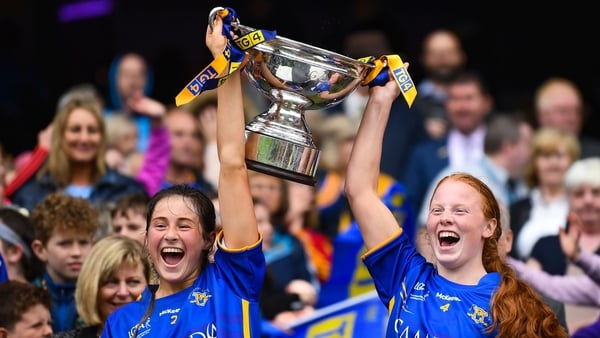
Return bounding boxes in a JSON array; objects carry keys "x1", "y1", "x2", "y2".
[{"x1": 212, "y1": 8, "x2": 376, "y2": 185}]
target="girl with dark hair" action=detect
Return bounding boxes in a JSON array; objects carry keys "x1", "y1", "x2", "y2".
[{"x1": 101, "y1": 15, "x2": 265, "y2": 338}]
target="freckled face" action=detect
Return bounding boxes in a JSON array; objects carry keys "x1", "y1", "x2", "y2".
[{"x1": 426, "y1": 179, "x2": 494, "y2": 270}]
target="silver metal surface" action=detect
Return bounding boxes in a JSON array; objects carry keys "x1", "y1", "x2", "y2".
[{"x1": 214, "y1": 12, "x2": 374, "y2": 185}]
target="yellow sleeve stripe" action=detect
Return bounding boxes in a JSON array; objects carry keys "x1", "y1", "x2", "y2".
[{"x1": 360, "y1": 229, "x2": 403, "y2": 260}]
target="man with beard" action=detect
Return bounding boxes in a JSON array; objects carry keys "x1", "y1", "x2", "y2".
[
  {"x1": 404, "y1": 70, "x2": 494, "y2": 223},
  {"x1": 413, "y1": 29, "x2": 467, "y2": 140}
]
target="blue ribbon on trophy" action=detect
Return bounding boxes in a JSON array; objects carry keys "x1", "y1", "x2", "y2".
[
  {"x1": 175, "y1": 6, "x2": 418, "y2": 186},
  {"x1": 175, "y1": 7, "x2": 277, "y2": 106},
  {"x1": 175, "y1": 7, "x2": 416, "y2": 108}
]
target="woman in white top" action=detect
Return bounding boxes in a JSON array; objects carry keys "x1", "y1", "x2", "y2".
[{"x1": 509, "y1": 127, "x2": 580, "y2": 272}]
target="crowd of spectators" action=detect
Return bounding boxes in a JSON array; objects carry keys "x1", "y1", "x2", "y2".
[{"x1": 2, "y1": 7, "x2": 600, "y2": 336}]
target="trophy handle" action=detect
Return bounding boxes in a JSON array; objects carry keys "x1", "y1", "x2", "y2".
[
  {"x1": 208, "y1": 6, "x2": 225, "y2": 28},
  {"x1": 208, "y1": 6, "x2": 240, "y2": 30}
]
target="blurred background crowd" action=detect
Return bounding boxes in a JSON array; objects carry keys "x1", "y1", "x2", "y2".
[
  {"x1": 2, "y1": 1, "x2": 599, "y2": 156},
  {"x1": 2, "y1": 1, "x2": 600, "y2": 337}
]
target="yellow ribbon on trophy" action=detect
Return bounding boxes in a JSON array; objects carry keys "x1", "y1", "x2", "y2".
[
  {"x1": 175, "y1": 7, "x2": 276, "y2": 107},
  {"x1": 359, "y1": 55, "x2": 417, "y2": 108}
]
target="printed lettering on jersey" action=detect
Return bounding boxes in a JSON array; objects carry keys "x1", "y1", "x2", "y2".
[
  {"x1": 435, "y1": 292, "x2": 461, "y2": 302},
  {"x1": 393, "y1": 318, "x2": 433, "y2": 338},
  {"x1": 189, "y1": 288, "x2": 212, "y2": 306},
  {"x1": 187, "y1": 323, "x2": 217, "y2": 338},
  {"x1": 158, "y1": 308, "x2": 181, "y2": 317},
  {"x1": 128, "y1": 317, "x2": 151, "y2": 338},
  {"x1": 409, "y1": 282, "x2": 428, "y2": 302},
  {"x1": 409, "y1": 290, "x2": 429, "y2": 302}
]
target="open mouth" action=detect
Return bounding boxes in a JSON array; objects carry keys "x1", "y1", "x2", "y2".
[
  {"x1": 438, "y1": 231, "x2": 460, "y2": 247},
  {"x1": 161, "y1": 247, "x2": 185, "y2": 265}
]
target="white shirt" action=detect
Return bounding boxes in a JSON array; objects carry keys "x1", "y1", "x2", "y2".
[
  {"x1": 447, "y1": 126, "x2": 486, "y2": 167},
  {"x1": 515, "y1": 188, "x2": 569, "y2": 259}
]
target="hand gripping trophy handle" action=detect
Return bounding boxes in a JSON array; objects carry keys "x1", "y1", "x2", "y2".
[{"x1": 204, "y1": 7, "x2": 416, "y2": 186}]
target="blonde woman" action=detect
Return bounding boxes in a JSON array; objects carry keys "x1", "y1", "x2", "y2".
[
  {"x1": 510, "y1": 127, "x2": 580, "y2": 273},
  {"x1": 54, "y1": 235, "x2": 150, "y2": 338}
]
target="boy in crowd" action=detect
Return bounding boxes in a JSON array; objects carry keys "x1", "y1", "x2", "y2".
[
  {"x1": 110, "y1": 192, "x2": 149, "y2": 245},
  {"x1": 0, "y1": 280, "x2": 53, "y2": 337},
  {"x1": 30, "y1": 192, "x2": 98, "y2": 334}
]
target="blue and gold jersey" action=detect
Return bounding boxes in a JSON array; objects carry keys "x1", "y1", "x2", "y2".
[
  {"x1": 363, "y1": 233, "x2": 500, "y2": 338},
  {"x1": 101, "y1": 236, "x2": 265, "y2": 338}
]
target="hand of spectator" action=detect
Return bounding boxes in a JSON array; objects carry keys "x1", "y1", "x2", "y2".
[
  {"x1": 105, "y1": 148, "x2": 124, "y2": 170},
  {"x1": 559, "y1": 212, "x2": 582, "y2": 261},
  {"x1": 271, "y1": 305, "x2": 315, "y2": 330},
  {"x1": 126, "y1": 91, "x2": 166, "y2": 123},
  {"x1": 285, "y1": 279, "x2": 317, "y2": 307},
  {"x1": 525, "y1": 257, "x2": 543, "y2": 270},
  {"x1": 197, "y1": 105, "x2": 217, "y2": 143},
  {"x1": 38, "y1": 123, "x2": 53, "y2": 150}
]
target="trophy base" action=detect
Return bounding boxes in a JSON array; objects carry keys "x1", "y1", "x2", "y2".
[
  {"x1": 245, "y1": 130, "x2": 320, "y2": 186},
  {"x1": 246, "y1": 160, "x2": 317, "y2": 186}
]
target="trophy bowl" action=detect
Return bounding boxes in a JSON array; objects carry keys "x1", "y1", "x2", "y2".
[{"x1": 238, "y1": 24, "x2": 374, "y2": 186}]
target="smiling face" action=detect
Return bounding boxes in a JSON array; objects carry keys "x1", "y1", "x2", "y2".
[
  {"x1": 97, "y1": 261, "x2": 146, "y2": 322},
  {"x1": 445, "y1": 81, "x2": 491, "y2": 135},
  {"x1": 426, "y1": 178, "x2": 495, "y2": 273},
  {"x1": 569, "y1": 184, "x2": 600, "y2": 231},
  {"x1": 536, "y1": 146, "x2": 573, "y2": 188},
  {"x1": 63, "y1": 108, "x2": 102, "y2": 163},
  {"x1": 146, "y1": 195, "x2": 206, "y2": 291}
]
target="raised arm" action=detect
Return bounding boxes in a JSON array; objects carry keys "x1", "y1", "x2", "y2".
[
  {"x1": 209, "y1": 16, "x2": 258, "y2": 248},
  {"x1": 560, "y1": 212, "x2": 600, "y2": 285},
  {"x1": 344, "y1": 72, "x2": 404, "y2": 250},
  {"x1": 5, "y1": 124, "x2": 52, "y2": 197}
]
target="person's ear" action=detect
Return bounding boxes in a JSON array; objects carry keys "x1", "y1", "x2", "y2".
[
  {"x1": 0, "y1": 327, "x2": 9, "y2": 338},
  {"x1": 31, "y1": 239, "x2": 48, "y2": 262},
  {"x1": 504, "y1": 229, "x2": 514, "y2": 250},
  {"x1": 4, "y1": 244, "x2": 23, "y2": 264},
  {"x1": 483, "y1": 219, "x2": 497, "y2": 238},
  {"x1": 204, "y1": 231, "x2": 217, "y2": 251}
]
